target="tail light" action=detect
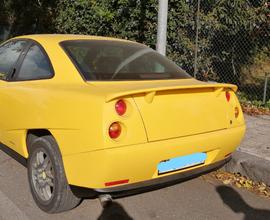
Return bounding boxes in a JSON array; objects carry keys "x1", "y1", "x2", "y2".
[
  {"x1": 109, "y1": 122, "x2": 122, "y2": 139},
  {"x1": 115, "y1": 100, "x2": 127, "y2": 116},
  {"x1": 235, "y1": 107, "x2": 239, "y2": 118},
  {"x1": 225, "y1": 91, "x2": 230, "y2": 102}
]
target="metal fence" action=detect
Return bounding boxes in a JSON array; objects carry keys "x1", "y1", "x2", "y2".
[{"x1": 191, "y1": 0, "x2": 270, "y2": 107}]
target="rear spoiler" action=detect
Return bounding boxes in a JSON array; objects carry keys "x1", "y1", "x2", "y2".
[{"x1": 105, "y1": 83, "x2": 237, "y2": 103}]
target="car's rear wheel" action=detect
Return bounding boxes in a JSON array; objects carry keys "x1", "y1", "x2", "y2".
[{"x1": 27, "y1": 135, "x2": 81, "y2": 213}]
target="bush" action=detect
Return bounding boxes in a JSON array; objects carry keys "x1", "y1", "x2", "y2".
[{"x1": 55, "y1": 0, "x2": 270, "y2": 78}]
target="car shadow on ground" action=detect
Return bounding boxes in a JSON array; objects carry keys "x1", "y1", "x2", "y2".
[
  {"x1": 216, "y1": 185, "x2": 270, "y2": 220},
  {"x1": 97, "y1": 201, "x2": 133, "y2": 220}
]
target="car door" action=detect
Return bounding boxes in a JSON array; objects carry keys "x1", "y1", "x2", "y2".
[{"x1": 0, "y1": 40, "x2": 54, "y2": 156}]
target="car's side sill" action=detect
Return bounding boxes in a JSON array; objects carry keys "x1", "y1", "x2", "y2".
[{"x1": 0, "y1": 142, "x2": 27, "y2": 167}]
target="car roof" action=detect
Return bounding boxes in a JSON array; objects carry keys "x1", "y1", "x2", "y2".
[
  {"x1": 14, "y1": 34, "x2": 136, "y2": 44},
  {"x1": 8, "y1": 34, "x2": 143, "y2": 84}
]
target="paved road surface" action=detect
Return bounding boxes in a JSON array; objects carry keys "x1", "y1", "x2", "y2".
[
  {"x1": 0, "y1": 149, "x2": 270, "y2": 220},
  {"x1": 239, "y1": 115, "x2": 270, "y2": 160}
]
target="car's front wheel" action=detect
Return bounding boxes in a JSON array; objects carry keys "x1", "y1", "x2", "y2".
[{"x1": 27, "y1": 135, "x2": 81, "y2": 213}]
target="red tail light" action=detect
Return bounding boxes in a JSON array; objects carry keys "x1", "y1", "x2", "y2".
[
  {"x1": 109, "y1": 122, "x2": 122, "y2": 139},
  {"x1": 115, "y1": 100, "x2": 127, "y2": 116},
  {"x1": 225, "y1": 91, "x2": 230, "y2": 102},
  {"x1": 235, "y1": 107, "x2": 239, "y2": 118}
]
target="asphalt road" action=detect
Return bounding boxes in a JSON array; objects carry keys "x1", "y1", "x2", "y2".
[{"x1": 0, "y1": 150, "x2": 270, "y2": 220}]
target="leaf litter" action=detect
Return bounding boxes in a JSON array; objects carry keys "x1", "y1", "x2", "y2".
[{"x1": 204, "y1": 170, "x2": 270, "y2": 198}]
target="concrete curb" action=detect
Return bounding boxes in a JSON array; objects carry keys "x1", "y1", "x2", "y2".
[{"x1": 223, "y1": 150, "x2": 270, "y2": 186}]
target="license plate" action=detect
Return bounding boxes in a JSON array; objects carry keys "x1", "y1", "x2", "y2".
[{"x1": 158, "y1": 153, "x2": 207, "y2": 174}]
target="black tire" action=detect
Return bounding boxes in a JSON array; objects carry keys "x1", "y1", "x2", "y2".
[{"x1": 27, "y1": 135, "x2": 81, "y2": 213}]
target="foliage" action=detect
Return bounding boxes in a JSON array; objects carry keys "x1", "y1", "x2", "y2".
[
  {"x1": 208, "y1": 0, "x2": 270, "y2": 84},
  {"x1": 55, "y1": 0, "x2": 157, "y2": 46},
  {"x1": 238, "y1": 91, "x2": 270, "y2": 107},
  {"x1": 237, "y1": 91, "x2": 270, "y2": 115},
  {"x1": 54, "y1": 0, "x2": 206, "y2": 72},
  {"x1": 1, "y1": 0, "x2": 270, "y2": 92},
  {"x1": 1, "y1": 0, "x2": 57, "y2": 37},
  {"x1": 0, "y1": 1, "x2": 8, "y2": 26},
  {"x1": 54, "y1": 0, "x2": 270, "y2": 78}
]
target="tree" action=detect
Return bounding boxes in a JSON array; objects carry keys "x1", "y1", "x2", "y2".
[
  {"x1": 56, "y1": 0, "x2": 157, "y2": 45},
  {"x1": 55, "y1": 0, "x2": 195, "y2": 70},
  {"x1": 2, "y1": 0, "x2": 269, "y2": 86},
  {"x1": 54, "y1": 0, "x2": 270, "y2": 80},
  {"x1": 208, "y1": 0, "x2": 270, "y2": 83},
  {"x1": 1, "y1": 0, "x2": 57, "y2": 38}
]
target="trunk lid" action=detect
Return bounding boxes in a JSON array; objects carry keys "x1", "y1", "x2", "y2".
[
  {"x1": 132, "y1": 87, "x2": 231, "y2": 141},
  {"x1": 88, "y1": 79, "x2": 236, "y2": 142}
]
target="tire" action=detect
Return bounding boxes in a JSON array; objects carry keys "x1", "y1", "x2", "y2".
[{"x1": 27, "y1": 135, "x2": 81, "y2": 213}]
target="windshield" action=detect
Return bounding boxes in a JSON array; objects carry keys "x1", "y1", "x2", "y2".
[{"x1": 61, "y1": 40, "x2": 191, "y2": 81}]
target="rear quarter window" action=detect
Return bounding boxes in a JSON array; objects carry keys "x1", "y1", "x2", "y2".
[
  {"x1": 16, "y1": 44, "x2": 53, "y2": 81},
  {"x1": 0, "y1": 40, "x2": 28, "y2": 80}
]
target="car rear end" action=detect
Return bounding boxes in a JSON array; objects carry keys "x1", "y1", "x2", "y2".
[
  {"x1": 59, "y1": 38, "x2": 245, "y2": 192},
  {"x1": 63, "y1": 80, "x2": 245, "y2": 191}
]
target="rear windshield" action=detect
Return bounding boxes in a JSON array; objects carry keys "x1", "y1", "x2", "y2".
[{"x1": 61, "y1": 40, "x2": 191, "y2": 81}]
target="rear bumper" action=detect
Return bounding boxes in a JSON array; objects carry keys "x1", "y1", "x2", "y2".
[
  {"x1": 94, "y1": 156, "x2": 230, "y2": 193},
  {"x1": 63, "y1": 125, "x2": 245, "y2": 190}
]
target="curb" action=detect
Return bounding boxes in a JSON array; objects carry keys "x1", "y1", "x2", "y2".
[{"x1": 223, "y1": 150, "x2": 270, "y2": 186}]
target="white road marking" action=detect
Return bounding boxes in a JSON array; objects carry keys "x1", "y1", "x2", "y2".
[{"x1": 0, "y1": 190, "x2": 29, "y2": 220}]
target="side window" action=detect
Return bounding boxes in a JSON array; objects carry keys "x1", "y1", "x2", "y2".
[
  {"x1": 16, "y1": 44, "x2": 53, "y2": 80},
  {"x1": 0, "y1": 40, "x2": 27, "y2": 80}
]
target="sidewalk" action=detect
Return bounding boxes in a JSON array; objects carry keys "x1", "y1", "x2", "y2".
[{"x1": 224, "y1": 114, "x2": 270, "y2": 185}]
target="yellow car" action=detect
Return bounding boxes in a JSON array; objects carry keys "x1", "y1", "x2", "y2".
[{"x1": 0, "y1": 35, "x2": 245, "y2": 213}]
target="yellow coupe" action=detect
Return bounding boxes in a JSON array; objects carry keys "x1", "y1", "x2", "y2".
[{"x1": 0, "y1": 35, "x2": 245, "y2": 213}]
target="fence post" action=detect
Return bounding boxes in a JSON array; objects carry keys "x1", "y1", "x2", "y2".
[
  {"x1": 263, "y1": 73, "x2": 269, "y2": 105},
  {"x1": 194, "y1": 0, "x2": 201, "y2": 78},
  {"x1": 156, "y1": 0, "x2": 168, "y2": 56}
]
